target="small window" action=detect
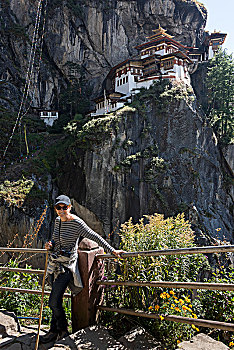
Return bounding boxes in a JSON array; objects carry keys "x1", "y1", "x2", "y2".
[
  {"x1": 117, "y1": 80, "x2": 119, "y2": 86},
  {"x1": 126, "y1": 76, "x2": 128, "y2": 83}
]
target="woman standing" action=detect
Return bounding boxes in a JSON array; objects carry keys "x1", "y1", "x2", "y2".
[{"x1": 40, "y1": 195, "x2": 123, "y2": 344}]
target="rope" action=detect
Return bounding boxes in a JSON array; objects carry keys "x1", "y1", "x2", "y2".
[
  {"x1": 20, "y1": 0, "x2": 48, "y2": 121},
  {"x1": 3, "y1": 0, "x2": 45, "y2": 159},
  {"x1": 24, "y1": 124, "x2": 29, "y2": 155}
]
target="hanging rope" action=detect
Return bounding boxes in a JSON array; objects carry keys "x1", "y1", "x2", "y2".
[
  {"x1": 24, "y1": 124, "x2": 29, "y2": 155},
  {"x1": 3, "y1": 0, "x2": 46, "y2": 159},
  {"x1": 20, "y1": 0, "x2": 48, "y2": 121}
]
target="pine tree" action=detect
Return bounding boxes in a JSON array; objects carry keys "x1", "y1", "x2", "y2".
[{"x1": 206, "y1": 49, "x2": 234, "y2": 144}]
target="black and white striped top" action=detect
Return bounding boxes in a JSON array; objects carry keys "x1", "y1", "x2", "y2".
[{"x1": 52, "y1": 216, "x2": 114, "y2": 254}]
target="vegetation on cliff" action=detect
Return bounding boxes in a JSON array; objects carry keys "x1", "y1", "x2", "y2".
[{"x1": 206, "y1": 49, "x2": 234, "y2": 145}]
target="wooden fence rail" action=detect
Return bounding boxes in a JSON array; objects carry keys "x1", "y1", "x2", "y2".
[
  {"x1": 97, "y1": 280, "x2": 234, "y2": 291},
  {"x1": 0, "y1": 267, "x2": 44, "y2": 274},
  {"x1": 96, "y1": 244, "x2": 234, "y2": 259},
  {"x1": 97, "y1": 306, "x2": 234, "y2": 332},
  {"x1": 1, "y1": 245, "x2": 234, "y2": 335},
  {"x1": 0, "y1": 248, "x2": 46, "y2": 253},
  {"x1": 96, "y1": 245, "x2": 234, "y2": 333}
]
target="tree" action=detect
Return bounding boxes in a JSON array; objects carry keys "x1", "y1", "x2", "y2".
[{"x1": 206, "y1": 49, "x2": 234, "y2": 144}]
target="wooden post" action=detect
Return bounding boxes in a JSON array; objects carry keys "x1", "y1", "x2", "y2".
[{"x1": 71, "y1": 238, "x2": 105, "y2": 332}]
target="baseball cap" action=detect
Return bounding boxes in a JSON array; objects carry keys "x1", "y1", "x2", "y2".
[{"x1": 55, "y1": 195, "x2": 71, "y2": 206}]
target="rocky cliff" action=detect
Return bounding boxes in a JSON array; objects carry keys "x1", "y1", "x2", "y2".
[
  {"x1": 56, "y1": 83, "x2": 233, "y2": 245},
  {"x1": 1, "y1": 0, "x2": 233, "y2": 255},
  {"x1": 1, "y1": 0, "x2": 207, "y2": 109}
]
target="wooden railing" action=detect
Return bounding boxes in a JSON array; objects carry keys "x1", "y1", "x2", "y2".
[
  {"x1": 96, "y1": 245, "x2": 234, "y2": 332},
  {"x1": 1, "y1": 245, "x2": 234, "y2": 334},
  {"x1": 0, "y1": 247, "x2": 50, "y2": 350}
]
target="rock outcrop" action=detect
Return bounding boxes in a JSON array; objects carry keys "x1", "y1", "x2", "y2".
[
  {"x1": 176, "y1": 333, "x2": 230, "y2": 350},
  {"x1": 1, "y1": 0, "x2": 207, "y2": 109},
  {"x1": 56, "y1": 86, "x2": 233, "y2": 244}
]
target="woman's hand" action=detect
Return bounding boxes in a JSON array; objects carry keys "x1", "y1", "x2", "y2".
[
  {"x1": 45, "y1": 241, "x2": 53, "y2": 250},
  {"x1": 112, "y1": 250, "x2": 125, "y2": 258}
]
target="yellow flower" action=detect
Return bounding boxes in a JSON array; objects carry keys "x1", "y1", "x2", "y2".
[
  {"x1": 229, "y1": 341, "x2": 234, "y2": 347},
  {"x1": 155, "y1": 305, "x2": 160, "y2": 311},
  {"x1": 184, "y1": 297, "x2": 191, "y2": 303},
  {"x1": 171, "y1": 304, "x2": 175, "y2": 308},
  {"x1": 189, "y1": 304, "x2": 192, "y2": 308},
  {"x1": 179, "y1": 299, "x2": 184, "y2": 305},
  {"x1": 166, "y1": 293, "x2": 170, "y2": 298},
  {"x1": 175, "y1": 307, "x2": 180, "y2": 312},
  {"x1": 148, "y1": 306, "x2": 153, "y2": 310},
  {"x1": 195, "y1": 327, "x2": 199, "y2": 332},
  {"x1": 177, "y1": 340, "x2": 181, "y2": 344},
  {"x1": 170, "y1": 290, "x2": 175, "y2": 295},
  {"x1": 160, "y1": 293, "x2": 165, "y2": 299},
  {"x1": 174, "y1": 300, "x2": 179, "y2": 304},
  {"x1": 192, "y1": 324, "x2": 196, "y2": 329},
  {"x1": 182, "y1": 305, "x2": 187, "y2": 310},
  {"x1": 159, "y1": 315, "x2": 164, "y2": 321},
  {"x1": 192, "y1": 313, "x2": 197, "y2": 319}
]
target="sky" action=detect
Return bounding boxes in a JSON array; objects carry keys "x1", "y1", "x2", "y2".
[{"x1": 202, "y1": 0, "x2": 234, "y2": 55}]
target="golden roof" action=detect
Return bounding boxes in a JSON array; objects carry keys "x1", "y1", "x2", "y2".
[{"x1": 147, "y1": 25, "x2": 174, "y2": 40}]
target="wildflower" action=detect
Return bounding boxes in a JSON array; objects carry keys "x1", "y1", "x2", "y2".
[
  {"x1": 192, "y1": 313, "x2": 197, "y2": 319},
  {"x1": 166, "y1": 293, "x2": 170, "y2": 298},
  {"x1": 155, "y1": 305, "x2": 160, "y2": 311},
  {"x1": 179, "y1": 299, "x2": 184, "y2": 305},
  {"x1": 159, "y1": 315, "x2": 164, "y2": 321},
  {"x1": 175, "y1": 307, "x2": 180, "y2": 312},
  {"x1": 229, "y1": 341, "x2": 234, "y2": 347},
  {"x1": 174, "y1": 300, "x2": 179, "y2": 304},
  {"x1": 177, "y1": 340, "x2": 181, "y2": 344},
  {"x1": 184, "y1": 297, "x2": 191, "y2": 303},
  {"x1": 160, "y1": 293, "x2": 167, "y2": 299},
  {"x1": 191, "y1": 324, "x2": 196, "y2": 329},
  {"x1": 189, "y1": 304, "x2": 192, "y2": 308},
  {"x1": 148, "y1": 306, "x2": 153, "y2": 311},
  {"x1": 195, "y1": 327, "x2": 199, "y2": 332},
  {"x1": 171, "y1": 304, "x2": 175, "y2": 308},
  {"x1": 170, "y1": 290, "x2": 175, "y2": 295},
  {"x1": 182, "y1": 305, "x2": 187, "y2": 310}
]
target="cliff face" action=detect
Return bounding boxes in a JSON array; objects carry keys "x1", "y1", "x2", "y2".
[
  {"x1": 56, "y1": 86, "x2": 233, "y2": 244},
  {"x1": 1, "y1": 0, "x2": 207, "y2": 109},
  {"x1": 3, "y1": 0, "x2": 232, "y2": 254}
]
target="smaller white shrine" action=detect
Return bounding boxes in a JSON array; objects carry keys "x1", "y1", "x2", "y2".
[{"x1": 39, "y1": 110, "x2": 59, "y2": 126}]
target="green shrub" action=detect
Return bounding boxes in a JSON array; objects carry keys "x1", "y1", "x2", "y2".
[
  {"x1": 0, "y1": 259, "x2": 71, "y2": 327},
  {"x1": 101, "y1": 213, "x2": 211, "y2": 348}
]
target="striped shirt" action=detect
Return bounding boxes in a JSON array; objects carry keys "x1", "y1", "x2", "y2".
[{"x1": 52, "y1": 216, "x2": 114, "y2": 255}]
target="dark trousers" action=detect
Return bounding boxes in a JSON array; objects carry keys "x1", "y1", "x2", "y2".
[{"x1": 49, "y1": 268, "x2": 72, "y2": 332}]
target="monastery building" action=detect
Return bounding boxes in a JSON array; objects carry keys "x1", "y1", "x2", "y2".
[{"x1": 92, "y1": 26, "x2": 226, "y2": 117}]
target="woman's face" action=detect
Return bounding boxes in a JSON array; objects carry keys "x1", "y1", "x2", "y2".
[{"x1": 55, "y1": 203, "x2": 71, "y2": 218}]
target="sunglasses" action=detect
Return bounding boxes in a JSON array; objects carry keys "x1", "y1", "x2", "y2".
[{"x1": 55, "y1": 205, "x2": 69, "y2": 210}]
